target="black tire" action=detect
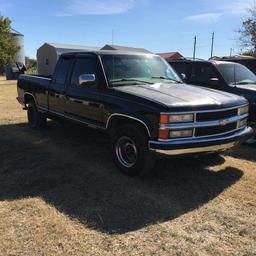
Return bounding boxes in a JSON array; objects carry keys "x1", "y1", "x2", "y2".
[
  {"x1": 27, "y1": 102, "x2": 47, "y2": 129},
  {"x1": 111, "y1": 124, "x2": 156, "y2": 177}
]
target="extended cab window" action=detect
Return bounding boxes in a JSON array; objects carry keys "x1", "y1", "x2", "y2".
[
  {"x1": 189, "y1": 63, "x2": 220, "y2": 86},
  {"x1": 55, "y1": 58, "x2": 72, "y2": 85},
  {"x1": 71, "y1": 58, "x2": 97, "y2": 87},
  {"x1": 169, "y1": 62, "x2": 191, "y2": 80}
]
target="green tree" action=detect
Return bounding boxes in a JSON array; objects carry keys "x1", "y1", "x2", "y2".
[
  {"x1": 239, "y1": 4, "x2": 256, "y2": 56},
  {"x1": 25, "y1": 56, "x2": 37, "y2": 74},
  {"x1": 0, "y1": 15, "x2": 19, "y2": 72}
]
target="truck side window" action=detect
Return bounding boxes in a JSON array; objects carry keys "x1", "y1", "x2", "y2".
[
  {"x1": 190, "y1": 64, "x2": 219, "y2": 86},
  {"x1": 55, "y1": 58, "x2": 72, "y2": 85},
  {"x1": 71, "y1": 58, "x2": 97, "y2": 87},
  {"x1": 169, "y1": 62, "x2": 191, "y2": 81}
]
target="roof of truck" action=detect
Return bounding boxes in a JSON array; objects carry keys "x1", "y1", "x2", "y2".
[{"x1": 61, "y1": 50, "x2": 157, "y2": 57}]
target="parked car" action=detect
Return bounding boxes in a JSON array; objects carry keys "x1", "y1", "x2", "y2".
[
  {"x1": 211, "y1": 55, "x2": 256, "y2": 75},
  {"x1": 17, "y1": 51, "x2": 253, "y2": 176},
  {"x1": 168, "y1": 59, "x2": 256, "y2": 132}
]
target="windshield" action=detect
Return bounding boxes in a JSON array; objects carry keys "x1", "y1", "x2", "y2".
[
  {"x1": 217, "y1": 63, "x2": 256, "y2": 85},
  {"x1": 101, "y1": 54, "x2": 182, "y2": 86}
]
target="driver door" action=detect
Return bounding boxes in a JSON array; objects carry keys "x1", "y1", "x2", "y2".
[{"x1": 65, "y1": 56, "x2": 104, "y2": 127}]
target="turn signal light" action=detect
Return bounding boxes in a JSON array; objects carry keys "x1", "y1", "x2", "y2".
[
  {"x1": 158, "y1": 129, "x2": 169, "y2": 140},
  {"x1": 159, "y1": 114, "x2": 169, "y2": 124}
]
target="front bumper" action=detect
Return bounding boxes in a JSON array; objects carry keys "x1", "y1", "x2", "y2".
[{"x1": 149, "y1": 126, "x2": 253, "y2": 156}]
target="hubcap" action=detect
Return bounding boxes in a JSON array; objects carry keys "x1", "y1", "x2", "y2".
[{"x1": 115, "y1": 136, "x2": 138, "y2": 168}]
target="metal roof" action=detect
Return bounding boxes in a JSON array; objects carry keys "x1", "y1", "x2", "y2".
[
  {"x1": 38, "y1": 43, "x2": 101, "y2": 56},
  {"x1": 157, "y1": 52, "x2": 183, "y2": 59},
  {"x1": 46, "y1": 42, "x2": 101, "y2": 51},
  {"x1": 10, "y1": 28, "x2": 24, "y2": 36},
  {"x1": 101, "y1": 44, "x2": 152, "y2": 53},
  {"x1": 211, "y1": 55, "x2": 256, "y2": 60},
  {"x1": 38, "y1": 42, "x2": 153, "y2": 56}
]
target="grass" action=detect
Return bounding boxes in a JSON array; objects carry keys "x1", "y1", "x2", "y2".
[{"x1": 0, "y1": 82, "x2": 255, "y2": 255}]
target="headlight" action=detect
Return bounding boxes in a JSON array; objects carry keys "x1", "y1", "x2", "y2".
[
  {"x1": 170, "y1": 129, "x2": 193, "y2": 138},
  {"x1": 237, "y1": 119, "x2": 247, "y2": 128},
  {"x1": 159, "y1": 128, "x2": 193, "y2": 140},
  {"x1": 238, "y1": 105, "x2": 249, "y2": 115},
  {"x1": 160, "y1": 113, "x2": 194, "y2": 124}
]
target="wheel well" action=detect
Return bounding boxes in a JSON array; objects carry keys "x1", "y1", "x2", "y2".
[
  {"x1": 107, "y1": 116, "x2": 150, "y2": 138},
  {"x1": 24, "y1": 94, "x2": 36, "y2": 105}
]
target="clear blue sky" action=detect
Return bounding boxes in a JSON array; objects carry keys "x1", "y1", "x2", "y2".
[{"x1": 0, "y1": 0, "x2": 253, "y2": 59}]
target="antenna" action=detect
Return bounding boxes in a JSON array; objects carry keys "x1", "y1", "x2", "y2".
[{"x1": 193, "y1": 35, "x2": 197, "y2": 60}]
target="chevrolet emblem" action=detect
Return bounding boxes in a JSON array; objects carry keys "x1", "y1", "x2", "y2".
[{"x1": 219, "y1": 119, "x2": 229, "y2": 126}]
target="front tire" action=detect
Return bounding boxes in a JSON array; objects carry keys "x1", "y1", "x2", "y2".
[
  {"x1": 111, "y1": 124, "x2": 156, "y2": 176},
  {"x1": 27, "y1": 102, "x2": 46, "y2": 129}
]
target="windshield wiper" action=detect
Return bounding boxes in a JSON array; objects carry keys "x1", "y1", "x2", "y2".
[
  {"x1": 151, "y1": 76, "x2": 182, "y2": 83},
  {"x1": 110, "y1": 78, "x2": 154, "y2": 85}
]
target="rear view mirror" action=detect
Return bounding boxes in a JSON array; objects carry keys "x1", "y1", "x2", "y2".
[
  {"x1": 181, "y1": 73, "x2": 187, "y2": 81},
  {"x1": 79, "y1": 74, "x2": 96, "y2": 86},
  {"x1": 209, "y1": 78, "x2": 219, "y2": 86}
]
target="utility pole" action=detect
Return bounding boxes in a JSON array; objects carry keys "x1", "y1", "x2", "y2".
[
  {"x1": 230, "y1": 48, "x2": 233, "y2": 57},
  {"x1": 210, "y1": 32, "x2": 215, "y2": 58},
  {"x1": 193, "y1": 35, "x2": 197, "y2": 60},
  {"x1": 112, "y1": 29, "x2": 114, "y2": 45}
]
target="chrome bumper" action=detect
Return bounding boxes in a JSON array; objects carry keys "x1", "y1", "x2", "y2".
[{"x1": 149, "y1": 126, "x2": 253, "y2": 156}]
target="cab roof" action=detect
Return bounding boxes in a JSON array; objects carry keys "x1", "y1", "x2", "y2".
[
  {"x1": 167, "y1": 58, "x2": 242, "y2": 67},
  {"x1": 61, "y1": 50, "x2": 157, "y2": 58}
]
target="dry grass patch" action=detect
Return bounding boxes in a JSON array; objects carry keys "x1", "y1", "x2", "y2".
[{"x1": 0, "y1": 83, "x2": 255, "y2": 255}]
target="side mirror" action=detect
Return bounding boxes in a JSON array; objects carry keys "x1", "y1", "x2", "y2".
[
  {"x1": 79, "y1": 74, "x2": 96, "y2": 86},
  {"x1": 181, "y1": 73, "x2": 187, "y2": 81},
  {"x1": 209, "y1": 78, "x2": 219, "y2": 86}
]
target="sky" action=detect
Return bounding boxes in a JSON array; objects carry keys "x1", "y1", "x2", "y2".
[{"x1": 0, "y1": 0, "x2": 253, "y2": 59}]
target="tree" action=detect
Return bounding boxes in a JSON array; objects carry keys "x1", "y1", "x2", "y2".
[
  {"x1": 25, "y1": 56, "x2": 37, "y2": 74},
  {"x1": 239, "y1": 3, "x2": 256, "y2": 56},
  {"x1": 0, "y1": 15, "x2": 19, "y2": 72}
]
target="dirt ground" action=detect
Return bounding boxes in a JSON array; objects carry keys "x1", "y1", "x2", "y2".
[{"x1": 0, "y1": 81, "x2": 255, "y2": 256}]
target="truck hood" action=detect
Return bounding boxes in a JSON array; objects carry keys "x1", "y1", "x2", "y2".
[
  {"x1": 113, "y1": 83, "x2": 245, "y2": 108},
  {"x1": 235, "y1": 83, "x2": 256, "y2": 91}
]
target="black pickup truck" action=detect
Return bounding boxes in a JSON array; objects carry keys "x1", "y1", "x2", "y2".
[
  {"x1": 17, "y1": 51, "x2": 253, "y2": 176},
  {"x1": 168, "y1": 59, "x2": 256, "y2": 131}
]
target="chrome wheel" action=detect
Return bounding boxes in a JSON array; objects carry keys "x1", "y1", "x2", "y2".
[{"x1": 115, "y1": 136, "x2": 138, "y2": 168}]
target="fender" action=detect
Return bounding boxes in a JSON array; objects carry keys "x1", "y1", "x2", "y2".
[
  {"x1": 106, "y1": 113, "x2": 151, "y2": 137},
  {"x1": 24, "y1": 92, "x2": 37, "y2": 106}
]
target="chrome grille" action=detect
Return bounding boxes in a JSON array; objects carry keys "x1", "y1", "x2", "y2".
[
  {"x1": 159, "y1": 105, "x2": 249, "y2": 141},
  {"x1": 196, "y1": 109, "x2": 238, "y2": 122},
  {"x1": 195, "y1": 123, "x2": 237, "y2": 137}
]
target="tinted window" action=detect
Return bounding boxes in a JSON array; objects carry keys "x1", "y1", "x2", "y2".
[
  {"x1": 71, "y1": 58, "x2": 97, "y2": 87},
  {"x1": 55, "y1": 58, "x2": 72, "y2": 84},
  {"x1": 217, "y1": 63, "x2": 256, "y2": 85},
  {"x1": 169, "y1": 62, "x2": 191, "y2": 80},
  {"x1": 190, "y1": 63, "x2": 219, "y2": 85}
]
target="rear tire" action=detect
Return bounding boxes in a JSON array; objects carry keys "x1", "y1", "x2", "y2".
[
  {"x1": 111, "y1": 124, "x2": 156, "y2": 177},
  {"x1": 27, "y1": 102, "x2": 47, "y2": 129}
]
